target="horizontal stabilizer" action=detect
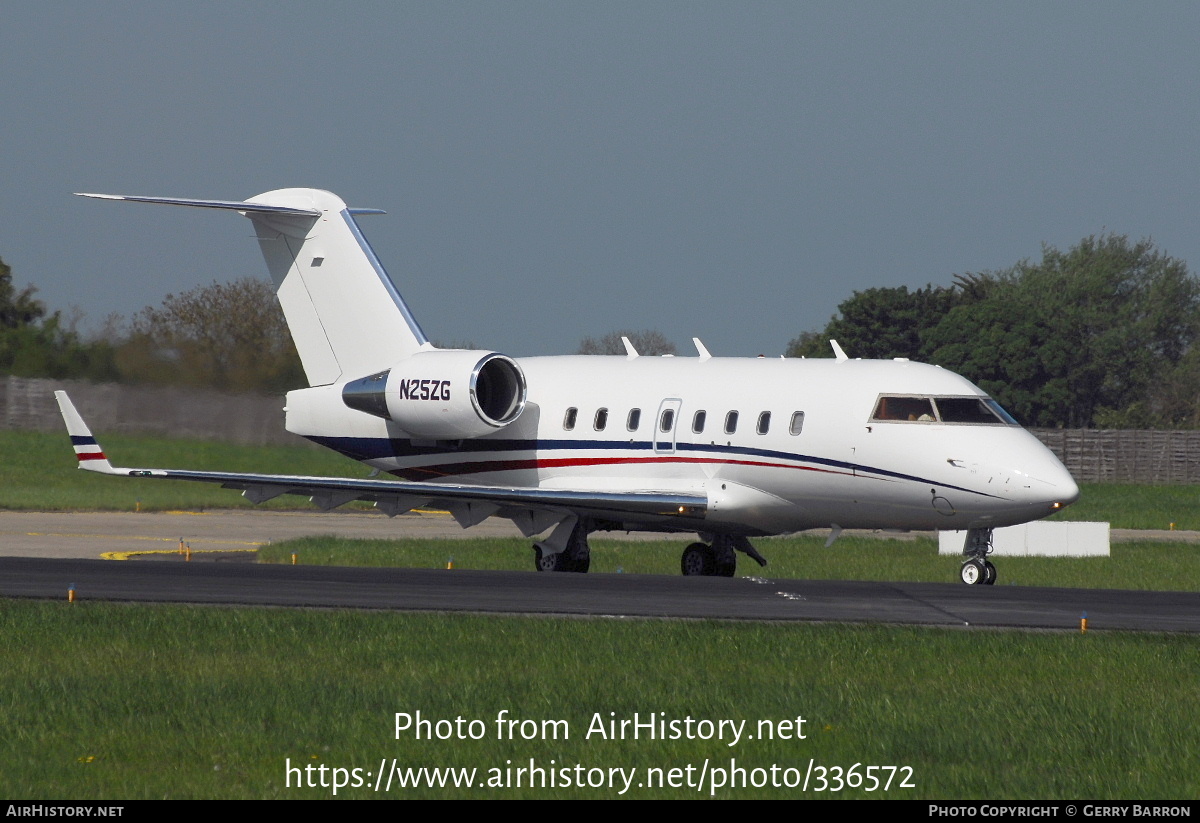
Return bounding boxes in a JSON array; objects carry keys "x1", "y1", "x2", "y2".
[{"x1": 75, "y1": 192, "x2": 320, "y2": 217}]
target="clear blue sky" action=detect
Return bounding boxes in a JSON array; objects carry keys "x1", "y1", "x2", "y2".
[{"x1": 3, "y1": 2, "x2": 1198, "y2": 356}]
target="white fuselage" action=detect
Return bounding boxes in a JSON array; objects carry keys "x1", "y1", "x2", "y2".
[{"x1": 284, "y1": 354, "x2": 1079, "y2": 537}]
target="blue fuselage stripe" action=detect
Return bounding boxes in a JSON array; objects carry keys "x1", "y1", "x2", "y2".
[{"x1": 306, "y1": 435, "x2": 999, "y2": 499}]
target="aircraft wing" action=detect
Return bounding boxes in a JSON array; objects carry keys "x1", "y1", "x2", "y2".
[{"x1": 54, "y1": 392, "x2": 706, "y2": 534}]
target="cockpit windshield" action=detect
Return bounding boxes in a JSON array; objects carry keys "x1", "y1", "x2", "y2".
[{"x1": 870, "y1": 395, "x2": 1018, "y2": 425}]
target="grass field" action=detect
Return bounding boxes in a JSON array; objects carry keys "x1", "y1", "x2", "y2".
[
  {"x1": 0, "y1": 429, "x2": 369, "y2": 511},
  {"x1": 3, "y1": 600, "x2": 1197, "y2": 800}
]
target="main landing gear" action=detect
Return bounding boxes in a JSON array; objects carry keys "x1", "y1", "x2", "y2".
[
  {"x1": 533, "y1": 522, "x2": 768, "y2": 577},
  {"x1": 533, "y1": 517, "x2": 591, "y2": 573},
  {"x1": 680, "y1": 535, "x2": 768, "y2": 578},
  {"x1": 959, "y1": 527, "x2": 996, "y2": 586}
]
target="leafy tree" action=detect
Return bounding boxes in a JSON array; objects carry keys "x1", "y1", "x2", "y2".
[
  {"x1": 786, "y1": 285, "x2": 960, "y2": 360},
  {"x1": 116, "y1": 278, "x2": 303, "y2": 393},
  {"x1": 0, "y1": 257, "x2": 118, "y2": 380},
  {"x1": 925, "y1": 235, "x2": 1200, "y2": 427},
  {"x1": 786, "y1": 235, "x2": 1200, "y2": 428},
  {"x1": 0, "y1": 258, "x2": 43, "y2": 329},
  {"x1": 578, "y1": 329, "x2": 677, "y2": 356}
]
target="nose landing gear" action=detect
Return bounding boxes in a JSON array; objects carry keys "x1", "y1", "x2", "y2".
[{"x1": 959, "y1": 528, "x2": 996, "y2": 585}]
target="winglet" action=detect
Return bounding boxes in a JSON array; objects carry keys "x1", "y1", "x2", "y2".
[
  {"x1": 621, "y1": 336, "x2": 639, "y2": 358},
  {"x1": 829, "y1": 340, "x2": 849, "y2": 361},
  {"x1": 54, "y1": 391, "x2": 118, "y2": 474},
  {"x1": 693, "y1": 337, "x2": 712, "y2": 362}
]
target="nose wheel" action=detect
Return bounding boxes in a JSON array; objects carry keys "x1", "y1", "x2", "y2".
[{"x1": 959, "y1": 558, "x2": 996, "y2": 585}]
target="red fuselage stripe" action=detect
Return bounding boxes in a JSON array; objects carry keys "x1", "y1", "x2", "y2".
[{"x1": 393, "y1": 454, "x2": 852, "y2": 481}]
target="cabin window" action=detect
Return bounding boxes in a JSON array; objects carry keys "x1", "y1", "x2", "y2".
[
  {"x1": 757, "y1": 411, "x2": 771, "y2": 435},
  {"x1": 789, "y1": 411, "x2": 805, "y2": 435},
  {"x1": 627, "y1": 408, "x2": 641, "y2": 431},
  {"x1": 563, "y1": 407, "x2": 578, "y2": 431},
  {"x1": 724, "y1": 410, "x2": 739, "y2": 434},
  {"x1": 692, "y1": 410, "x2": 707, "y2": 433},
  {"x1": 594, "y1": 408, "x2": 608, "y2": 431},
  {"x1": 660, "y1": 408, "x2": 675, "y2": 432}
]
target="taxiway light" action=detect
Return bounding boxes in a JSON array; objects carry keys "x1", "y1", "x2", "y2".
[
  {"x1": 68, "y1": 584, "x2": 76, "y2": 603},
  {"x1": 1080, "y1": 611, "x2": 1088, "y2": 634}
]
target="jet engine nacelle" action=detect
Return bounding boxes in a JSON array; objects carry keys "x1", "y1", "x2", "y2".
[{"x1": 341, "y1": 350, "x2": 527, "y2": 439}]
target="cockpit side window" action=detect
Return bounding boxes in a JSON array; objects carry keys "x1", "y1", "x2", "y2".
[
  {"x1": 871, "y1": 394, "x2": 1018, "y2": 425},
  {"x1": 871, "y1": 396, "x2": 936, "y2": 422},
  {"x1": 935, "y1": 397, "x2": 1003, "y2": 424}
]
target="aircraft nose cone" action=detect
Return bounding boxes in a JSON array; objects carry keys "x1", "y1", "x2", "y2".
[
  {"x1": 1058, "y1": 472, "x2": 1081, "y2": 507},
  {"x1": 1027, "y1": 455, "x2": 1080, "y2": 511}
]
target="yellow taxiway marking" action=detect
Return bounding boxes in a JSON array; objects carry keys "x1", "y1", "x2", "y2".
[
  {"x1": 101, "y1": 548, "x2": 258, "y2": 561},
  {"x1": 16, "y1": 532, "x2": 263, "y2": 547}
]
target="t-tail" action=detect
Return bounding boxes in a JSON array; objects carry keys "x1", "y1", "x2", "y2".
[
  {"x1": 75, "y1": 189, "x2": 431, "y2": 387},
  {"x1": 77, "y1": 190, "x2": 528, "y2": 439}
]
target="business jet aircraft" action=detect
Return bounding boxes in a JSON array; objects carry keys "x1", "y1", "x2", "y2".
[{"x1": 62, "y1": 188, "x2": 1079, "y2": 584}]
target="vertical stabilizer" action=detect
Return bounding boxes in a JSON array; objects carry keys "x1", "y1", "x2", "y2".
[{"x1": 243, "y1": 189, "x2": 430, "y2": 386}]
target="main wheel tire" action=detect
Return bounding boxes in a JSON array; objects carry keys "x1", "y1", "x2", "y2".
[
  {"x1": 681, "y1": 542, "x2": 716, "y2": 576},
  {"x1": 960, "y1": 558, "x2": 986, "y2": 585},
  {"x1": 535, "y1": 545, "x2": 564, "y2": 572},
  {"x1": 983, "y1": 560, "x2": 997, "y2": 585}
]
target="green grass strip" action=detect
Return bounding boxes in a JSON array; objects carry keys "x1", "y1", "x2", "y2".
[
  {"x1": 1, "y1": 600, "x2": 1197, "y2": 799},
  {"x1": 0, "y1": 430, "x2": 368, "y2": 511}
]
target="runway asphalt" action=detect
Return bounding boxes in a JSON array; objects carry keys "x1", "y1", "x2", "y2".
[
  {"x1": 2, "y1": 509, "x2": 1197, "y2": 631},
  {"x1": 2, "y1": 555, "x2": 1196, "y2": 631}
]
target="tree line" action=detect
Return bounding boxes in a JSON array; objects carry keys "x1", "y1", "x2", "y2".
[
  {"x1": 0, "y1": 259, "x2": 301, "y2": 393},
  {"x1": 4, "y1": 232, "x2": 1199, "y2": 428},
  {"x1": 788, "y1": 234, "x2": 1200, "y2": 429}
]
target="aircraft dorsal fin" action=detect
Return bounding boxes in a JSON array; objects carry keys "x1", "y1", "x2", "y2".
[
  {"x1": 621, "y1": 336, "x2": 639, "y2": 358},
  {"x1": 693, "y1": 337, "x2": 712, "y2": 362},
  {"x1": 830, "y1": 340, "x2": 849, "y2": 361}
]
